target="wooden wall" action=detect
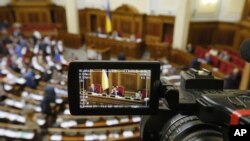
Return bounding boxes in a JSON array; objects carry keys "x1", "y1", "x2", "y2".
[
  {"x1": 78, "y1": 5, "x2": 175, "y2": 44},
  {"x1": 79, "y1": 5, "x2": 145, "y2": 38},
  {"x1": 188, "y1": 22, "x2": 215, "y2": 46},
  {"x1": 188, "y1": 22, "x2": 238, "y2": 47},
  {"x1": 233, "y1": 23, "x2": 250, "y2": 50},
  {"x1": 0, "y1": 2, "x2": 66, "y2": 31},
  {"x1": 78, "y1": 9, "x2": 87, "y2": 34},
  {"x1": 51, "y1": 5, "x2": 66, "y2": 31},
  {"x1": 58, "y1": 31, "x2": 82, "y2": 49},
  {"x1": 12, "y1": 1, "x2": 52, "y2": 24},
  {"x1": 84, "y1": 8, "x2": 105, "y2": 33},
  {"x1": 89, "y1": 70, "x2": 149, "y2": 94},
  {"x1": 145, "y1": 15, "x2": 175, "y2": 43},
  {"x1": 188, "y1": 20, "x2": 250, "y2": 51},
  {"x1": 4, "y1": 2, "x2": 248, "y2": 52},
  {"x1": 0, "y1": 6, "x2": 14, "y2": 23},
  {"x1": 112, "y1": 5, "x2": 144, "y2": 38}
]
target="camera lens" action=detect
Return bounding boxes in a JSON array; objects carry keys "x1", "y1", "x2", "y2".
[{"x1": 161, "y1": 114, "x2": 223, "y2": 141}]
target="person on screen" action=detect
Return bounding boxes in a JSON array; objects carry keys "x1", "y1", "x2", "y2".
[
  {"x1": 116, "y1": 86, "x2": 123, "y2": 97},
  {"x1": 135, "y1": 90, "x2": 142, "y2": 99},
  {"x1": 111, "y1": 31, "x2": 119, "y2": 39},
  {"x1": 89, "y1": 83, "x2": 96, "y2": 93},
  {"x1": 111, "y1": 86, "x2": 122, "y2": 96},
  {"x1": 111, "y1": 86, "x2": 116, "y2": 95}
]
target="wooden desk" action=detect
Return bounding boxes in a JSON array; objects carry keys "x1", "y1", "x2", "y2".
[
  {"x1": 82, "y1": 93, "x2": 144, "y2": 105},
  {"x1": 85, "y1": 34, "x2": 144, "y2": 59},
  {"x1": 48, "y1": 124, "x2": 140, "y2": 141}
]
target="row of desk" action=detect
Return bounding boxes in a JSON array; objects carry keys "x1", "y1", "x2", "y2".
[
  {"x1": 85, "y1": 34, "x2": 144, "y2": 59},
  {"x1": 81, "y1": 93, "x2": 145, "y2": 106}
]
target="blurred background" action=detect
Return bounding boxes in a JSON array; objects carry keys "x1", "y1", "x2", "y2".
[{"x1": 0, "y1": 0, "x2": 249, "y2": 140}]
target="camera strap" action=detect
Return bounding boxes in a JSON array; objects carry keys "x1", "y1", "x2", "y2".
[{"x1": 230, "y1": 109, "x2": 250, "y2": 125}]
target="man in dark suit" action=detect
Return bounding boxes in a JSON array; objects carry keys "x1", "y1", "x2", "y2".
[{"x1": 40, "y1": 86, "x2": 56, "y2": 127}]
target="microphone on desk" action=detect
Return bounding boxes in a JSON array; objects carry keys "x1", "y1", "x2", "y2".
[{"x1": 240, "y1": 39, "x2": 250, "y2": 63}]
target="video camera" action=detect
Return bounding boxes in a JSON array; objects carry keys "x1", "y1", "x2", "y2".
[{"x1": 68, "y1": 61, "x2": 250, "y2": 141}]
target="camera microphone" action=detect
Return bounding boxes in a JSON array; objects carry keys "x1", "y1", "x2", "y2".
[{"x1": 240, "y1": 39, "x2": 250, "y2": 63}]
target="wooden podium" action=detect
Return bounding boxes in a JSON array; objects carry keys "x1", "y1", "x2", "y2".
[
  {"x1": 94, "y1": 47, "x2": 111, "y2": 60},
  {"x1": 87, "y1": 45, "x2": 111, "y2": 60}
]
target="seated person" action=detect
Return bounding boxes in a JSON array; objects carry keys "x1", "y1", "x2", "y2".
[
  {"x1": 32, "y1": 53, "x2": 46, "y2": 73},
  {"x1": 32, "y1": 30, "x2": 42, "y2": 45},
  {"x1": 111, "y1": 86, "x2": 117, "y2": 95},
  {"x1": 24, "y1": 68, "x2": 37, "y2": 88},
  {"x1": 224, "y1": 68, "x2": 241, "y2": 89},
  {"x1": 116, "y1": 86, "x2": 124, "y2": 97},
  {"x1": 111, "y1": 86, "x2": 123, "y2": 96},
  {"x1": 56, "y1": 40, "x2": 64, "y2": 53},
  {"x1": 135, "y1": 90, "x2": 142, "y2": 99},
  {"x1": 204, "y1": 52, "x2": 212, "y2": 64},
  {"x1": 89, "y1": 83, "x2": 97, "y2": 93},
  {"x1": 190, "y1": 58, "x2": 201, "y2": 70},
  {"x1": 218, "y1": 51, "x2": 230, "y2": 61},
  {"x1": 186, "y1": 43, "x2": 193, "y2": 53},
  {"x1": 209, "y1": 49, "x2": 218, "y2": 56},
  {"x1": 97, "y1": 27, "x2": 103, "y2": 35},
  {"x1": 111, "y1": 31, "x2": 119, "y2": 39},
  {"x1": 130, "y1": 34, "x2": 136, "y2": 42}
]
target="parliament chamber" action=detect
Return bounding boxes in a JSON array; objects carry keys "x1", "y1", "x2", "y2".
[{"x1": 0, "y1": 0, "x2": 250, "y2": 141}]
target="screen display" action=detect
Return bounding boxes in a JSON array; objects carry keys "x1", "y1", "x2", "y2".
[{"x1": 78, "y1": 69, "x2": 151, "y2": 109}]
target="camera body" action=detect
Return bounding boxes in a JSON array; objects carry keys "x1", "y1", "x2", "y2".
[
  {"x1": 67, "y1": 61, "x2": 250, "y2": 141},
  {"x1": 141, "y1": 68, "x2": 250, "y2": 141}
]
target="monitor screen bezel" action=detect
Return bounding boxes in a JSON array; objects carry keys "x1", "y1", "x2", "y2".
[{"x1": 68, "y1": 61, "x2": 160, "y2": 115}]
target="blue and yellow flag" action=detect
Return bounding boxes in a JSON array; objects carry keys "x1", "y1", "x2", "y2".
[
  {"x1": 105, "y1": 0, "x2": 112, "y2": 33},
  {"x1": 102, "y1": 69, "x2": 109, "y2": 90}
]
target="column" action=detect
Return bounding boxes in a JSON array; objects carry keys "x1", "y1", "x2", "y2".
[
  {"x1": 172, "y1": 0, "x2": 192, "y2": 50},
  {"x1": 240, "y1": 63, "x2": 250, "y2": 90},
  {"x1": 65, "y1": 0, "x2": 80, "y2": 34}
]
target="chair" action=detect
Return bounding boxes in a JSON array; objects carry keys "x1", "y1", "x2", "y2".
[
  {"x1": 225, "y1": 64, "x2": 234, "y2": 75},
  {"x1": 141, "y1": 89, "x2": 147, "y2": 99},
  {"x1": 117, "y1": 86, "x2": 125, "y2": 97},
  {"x1": 231, "y1": 56, "x2": 245, "y2": 68},
  {"x1": 194, "y1": 46, "x2": 206, "y2": 58},
  {"x1": 94, "y1": 84, "x2": 102, "y2": 93},
  {"x1": 219, "y1": 61, "x2": 228, "y2": 74},
  {"x1": 219, "y1": 61, "x2": 234, "y2": 75},
  {"x1": 210, "y1": 55, "x2": 220, "y2": 67}
]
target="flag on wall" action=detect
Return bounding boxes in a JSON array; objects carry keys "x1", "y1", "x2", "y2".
[
  {"x1": 102, "y1": 69, "x2": 109, "y2": 90},
  {"x1": 105, "y1": 0, "x2": 112, "y2": 33}
]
